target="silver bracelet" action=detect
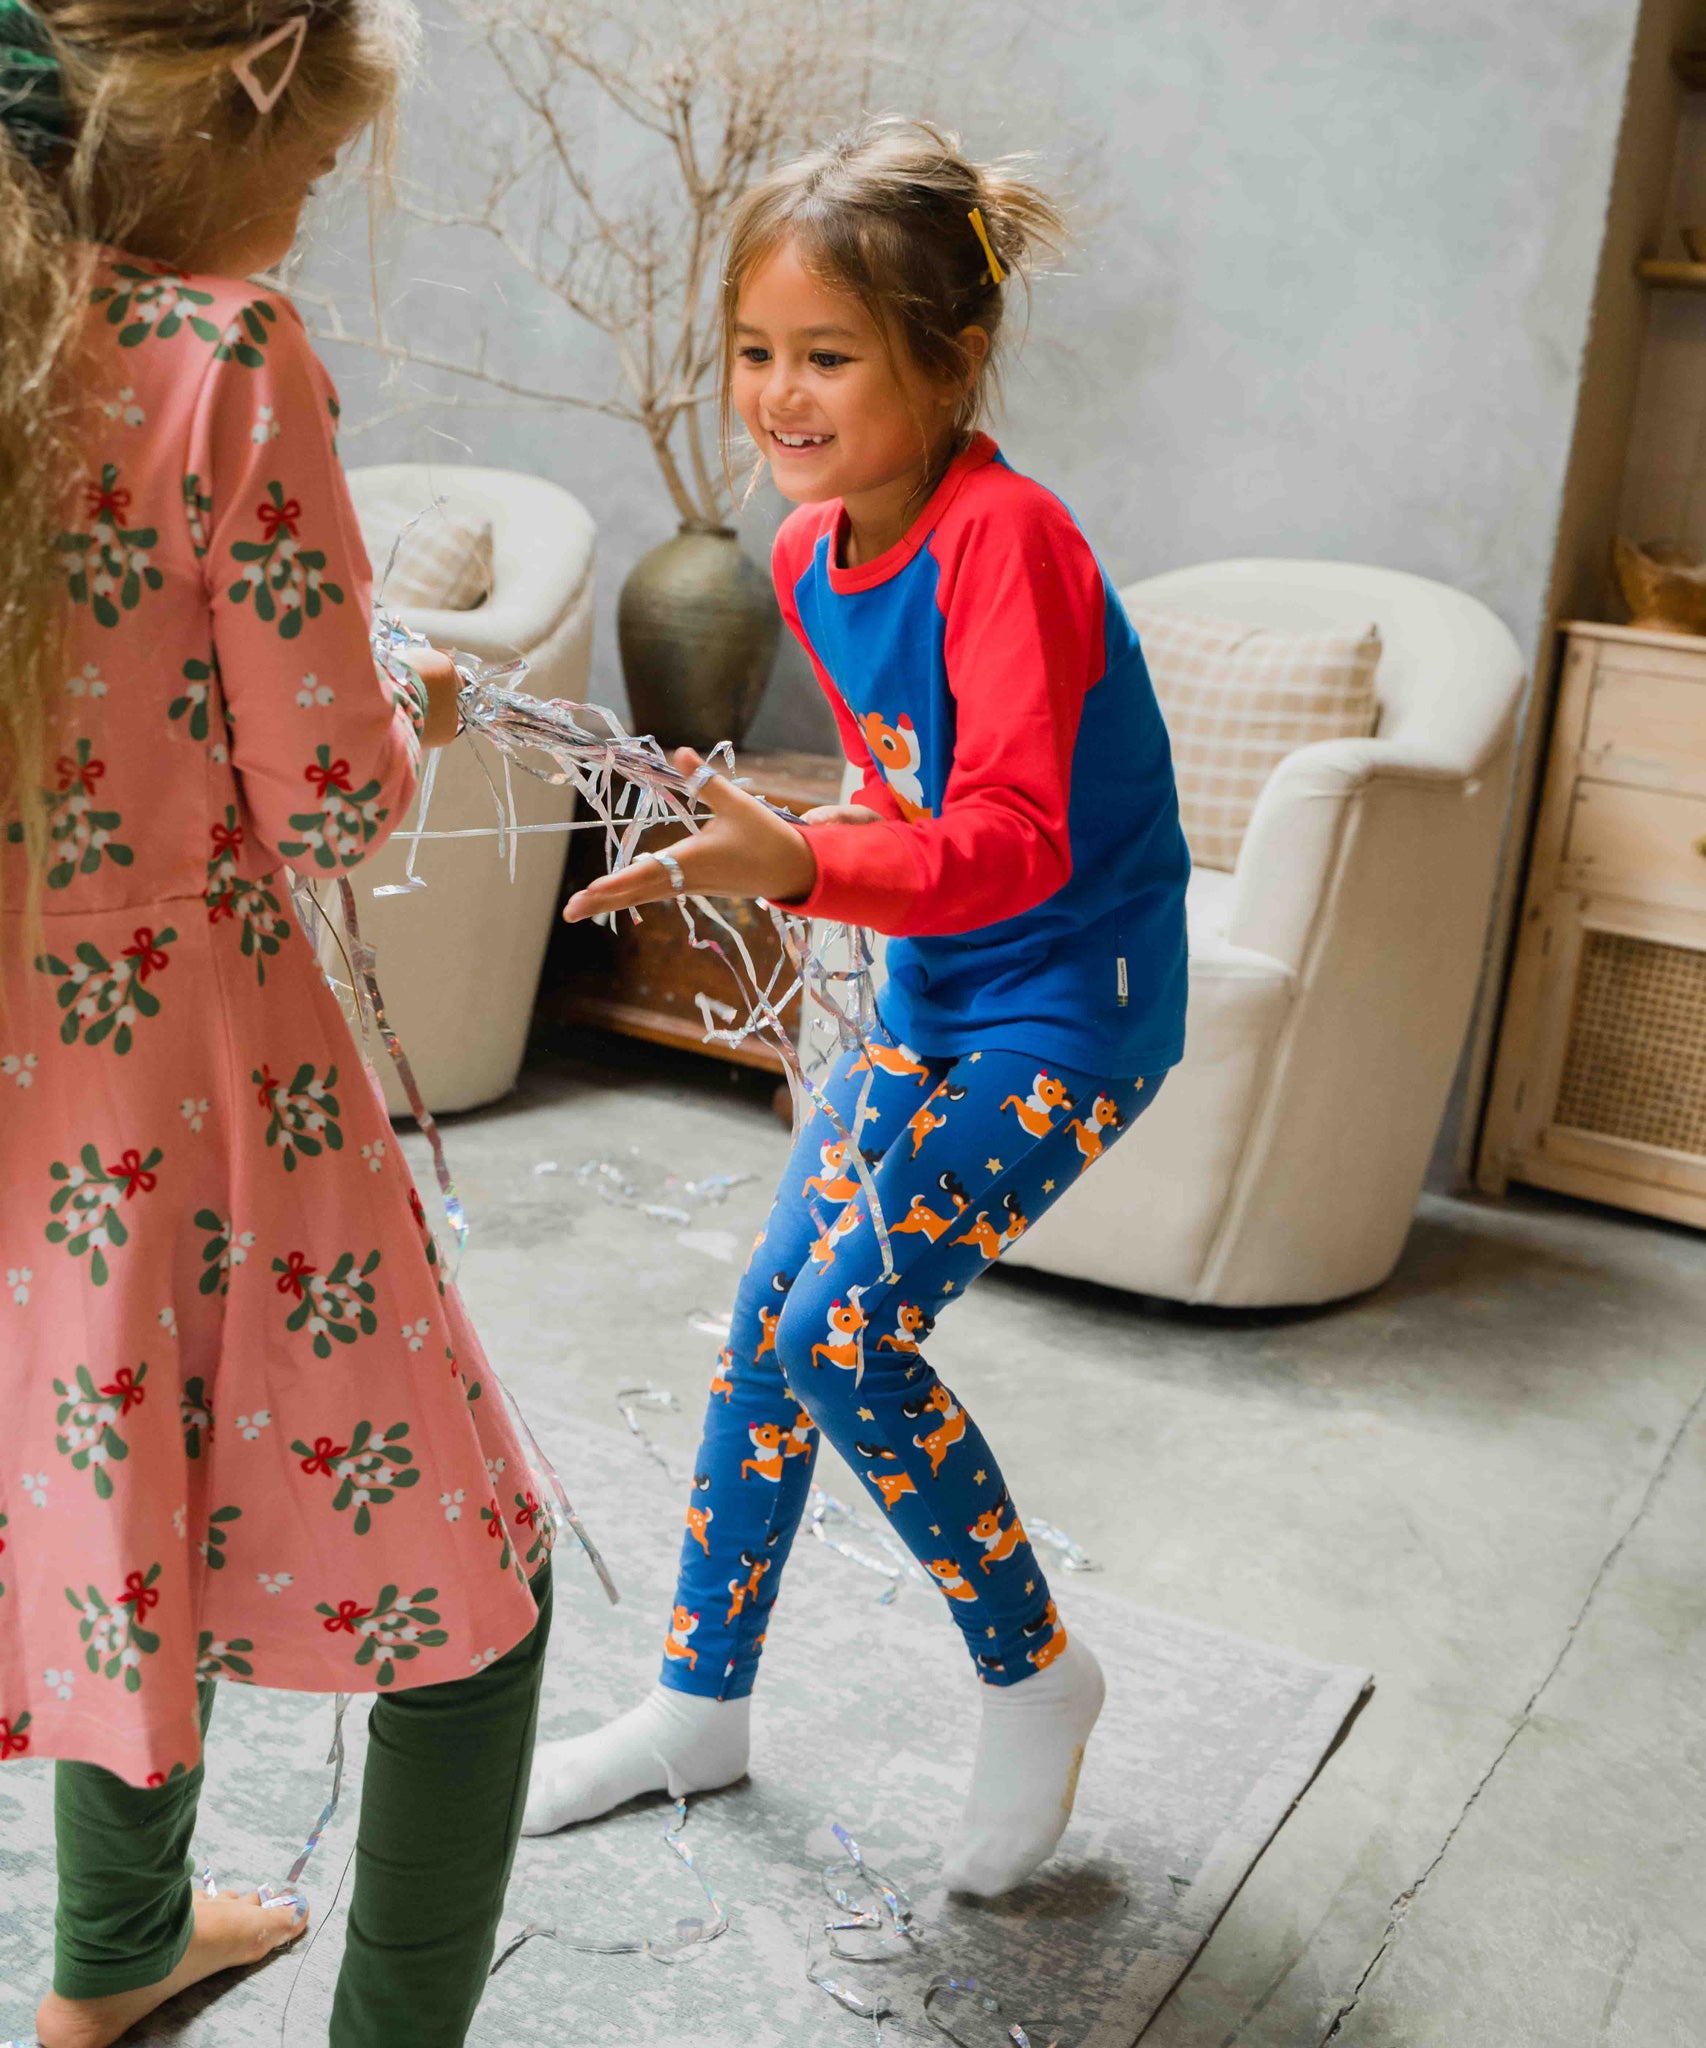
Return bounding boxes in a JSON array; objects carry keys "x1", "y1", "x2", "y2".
[{"x1": 644, "y1": 848, "x2": 689, "y2": 897}]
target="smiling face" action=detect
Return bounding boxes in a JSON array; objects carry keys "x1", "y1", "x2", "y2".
[{"x1": 731, "y1": 238, "x2": 981, "y2": 563}]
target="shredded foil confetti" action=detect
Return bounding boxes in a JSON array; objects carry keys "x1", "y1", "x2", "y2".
[{"x1": 489, "y1": 1796, "x2": 728, "y2": 1972}]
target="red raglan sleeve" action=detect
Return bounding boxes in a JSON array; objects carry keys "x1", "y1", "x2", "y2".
[
  {"x1": 772, "y1": 511, "x2": 904, "y2": 824},
  {"x1": 792, "y1": 498, "x2": 1103, "y2": 935}
]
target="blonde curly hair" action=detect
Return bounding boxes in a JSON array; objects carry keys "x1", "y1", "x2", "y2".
[{"x1": 0, "y1": 0, "x2": 417, "y2": 930}]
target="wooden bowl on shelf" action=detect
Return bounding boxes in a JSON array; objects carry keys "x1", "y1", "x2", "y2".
[{"x1": 1613, "y1": 536, "x2": 1706, "y2": 635}]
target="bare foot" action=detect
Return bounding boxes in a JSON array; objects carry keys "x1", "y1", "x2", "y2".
[{"x1": 36, "y1": 1888, "x2": 307, "y2": 2048}]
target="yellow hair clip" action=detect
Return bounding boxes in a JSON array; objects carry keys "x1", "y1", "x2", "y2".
[{"x1": 968, "y1": 207, "x2": 1005, "y2": 286}]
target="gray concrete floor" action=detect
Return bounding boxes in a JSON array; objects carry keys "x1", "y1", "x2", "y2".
[{"x1": 414, "y1": 1036, "x2": 1706, "y2": 2048}]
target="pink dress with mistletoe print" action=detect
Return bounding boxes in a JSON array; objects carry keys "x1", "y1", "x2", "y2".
[{"x1": 0, "y1": 251, "x2": 550, "y2": 1787}]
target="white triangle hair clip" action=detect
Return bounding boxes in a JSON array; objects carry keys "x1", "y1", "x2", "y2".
[{"x1": 232, "y1": 13, "x2": 309, "y2": 116}]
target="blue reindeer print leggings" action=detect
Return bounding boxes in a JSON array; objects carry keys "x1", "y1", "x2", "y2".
[{"x1": 662, "y1": 1021, "x2": 1160, "y2": 1699}]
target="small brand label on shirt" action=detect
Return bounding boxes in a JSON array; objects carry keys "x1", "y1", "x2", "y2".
[{"x1": 1116, "y1": 957, "x2": 1129, "y2": 1006}]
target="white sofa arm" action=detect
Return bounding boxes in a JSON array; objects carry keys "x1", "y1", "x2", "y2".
[{"x1": 1226, "y1": 737, "x2": 1478, "y2": 971}]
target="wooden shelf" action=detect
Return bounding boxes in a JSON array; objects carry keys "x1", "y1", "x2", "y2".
[{"x1": 1638, "y1": 258, "x2": 1706, "y2": 291}]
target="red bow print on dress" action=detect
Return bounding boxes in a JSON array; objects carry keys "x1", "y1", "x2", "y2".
[
  {"x1": 254, "y1": 1063, "x2": 280, "y2": 1108},
  {"x1": 304, "y1": 756, "x2": 352, "y2": 797},
  {"x1": 0, "y1": 1716, "x2": 30, "y2": 1761},
  {"x1": 100, "y1": 1366, "x2": 147, "y2": 1417},
  {"x1": 120, "y1": 928, "x2": 170, "y2": 980},
  {"x1": 298, "y1": 1436, "x2": 349, "y2": 1477},
  {"x1": 118, "y1": 1570, "x2": 159, "y2": 1618},
  {"x1": 275, "y1": 1249, "x2": 317, "y2": 1298},
  {"x1": 257, "y1": 495, "x2": 301, "y2": 540},
  {"x1": 210, "y1": 819, "x2": 244, "y2": 858},
  {"x1": 84, "y1": 477, "x2": 132, "y2": 523},
  {"x1": 106, "y1": 1149, "x2": 158, "y2": 1200},
  {"x1": 55, "y1": 753, "x2": 105, "y2": 797},
  {"x1": 322, "y1": 1599, "x2": 372, "y2": 1635}
]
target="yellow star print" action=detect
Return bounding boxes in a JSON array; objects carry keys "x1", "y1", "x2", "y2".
[
  {"x1": 986, "y1": 1625, "x2": 996, "y2": 1637},
  {"x1": 930, "y1": 1524, "x2": 941, "y2": 1536},
  {"x1": 1025, "y1": 1579, "x2": 1036, "y2": 1594},
  {"x1": 942, "y1": 1280, "x2": 955, "y2": 1294},
  {"x1": 1042, "y1": 1178, "x2": 1056, "y2": 1193},
  {"x1": 857, "y1": 1407, "x2": 874, "y2": 1421},
  {"x1": 973, "y1": 1469, "x2": 988, "y2": 1485},
  {"x1": 969, "y1": 1051, "x2": 983, "y2": 1063},
  {"x1": 986, "y1": 1157, "x2": 1003, "y2": 1175}
]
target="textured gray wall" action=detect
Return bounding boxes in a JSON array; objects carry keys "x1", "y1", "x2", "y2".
[{"x1": 308, "y1": 1, "x2": 1642, "y2": 751}]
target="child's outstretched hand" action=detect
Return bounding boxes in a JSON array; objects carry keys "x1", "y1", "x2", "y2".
[{"x1": 561, "y1": 747, "x2": 819, "y2": 923}]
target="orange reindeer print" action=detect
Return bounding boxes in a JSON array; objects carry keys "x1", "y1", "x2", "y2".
[
  {"x1": 810, "y1": 1297, "x2": 866, "y2": 1372},
  {"x1": 999, "y1": 1071, "x2": 1075, "y2": 1139},
  {"x1": 890, "y1": 1170, "x2": 970, "y2": 1243},
  {"x1": 744, "y1": 1227, "x2": 767, "y2": 1274},
  {"x1": 968, "y1": 1491, "x2": 1029, "y2": 1572},
  {"x1": 1070, "y1": 1091, "x2": 1127, "y2": 1172},
  {"x1": 859, "y1": 709, "x2": 933, "y2": 821},
  {"x1": 804, "y1": 1135, "x2": 861, "y2": 1205},
  {"x1": 756, "y1": 1305, "x2": 782, "y2": 1360},
  {"x1": 928, "y1": 1557, "x2": 978, "y2": 1602},
  {"x1": 784, "y1": 1406, "x2": 815, "y2": 1458},
  {"x1": 952, "y1": 1210, "x2": 1004, "y2": 1262},
  {"x1": 906, "y1": 1083, "x2": 963, "y2": 1159},
  {"x1": 1023, "y1": 1599, "x2": 1069, "y2": 1671},
  {"x1": 663, "y1": 1605, "x2": 700, "y2": 1671},
  {"x1": 856, "y1": 1440, "x2": 919, "y2": 1514},
  {"x1": 877, "y1": 1302, "x2": 935, "y2": 1355},
  {"x1": 740, "y1": 1421, "x2": 788, "y2": 1483},
  {"x1": 903, "y1": 1381, "x2": 967, "y2": 1478},
  {"x1": 809, "y1": 1201, "x2": 864, "y2": 1274},
  {"x1": 725, "y1": 1545, "x2": 774, "y2": 1624},
  {"x1": 710, "y1": 1348, "x2": 735, "y2": 1402},
  {"x1": 999, "y1": 1188, "x2": 1029, "y2": 1247},
  {"x1": 850, "y1": 1039, "x2": 932, "y2": 1083},
  {"x1": 685, "y1": 1472, "x2": 714, "y2": 1556}
]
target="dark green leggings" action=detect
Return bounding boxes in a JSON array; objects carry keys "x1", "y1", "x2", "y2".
[{"x1": 53, "y1": 1562, "x2": 552, "y2": 2046}]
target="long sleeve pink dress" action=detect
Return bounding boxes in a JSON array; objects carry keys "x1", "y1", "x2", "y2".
[{"x1": 0, "y1": 250, "x2": 548, "y2": 1788}]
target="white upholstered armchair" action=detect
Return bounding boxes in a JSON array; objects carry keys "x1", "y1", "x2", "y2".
[{"x1": 997, "y1": 559, "x2": 1524, "y2": 1307}]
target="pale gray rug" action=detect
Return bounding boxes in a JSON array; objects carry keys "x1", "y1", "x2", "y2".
[{"x1": 0, "y1": 1406, "x2": 1369, "y2": 2048}]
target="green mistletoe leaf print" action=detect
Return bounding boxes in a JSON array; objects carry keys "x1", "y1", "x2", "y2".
[
  {"x1": 315, "y1": 1585, "x2": 447, "y2": 1689},
  {"x1": 53, "y1": 1361, "x2": 147, "y2": 1500},
  {"x1": 33, "y1": 740, "x2": 134, "y2": 890},
  {"x1": 196, "y1": 1631, "x2": 255, "y2": 1681},
  {"x1": 34, "y1": 925, "x2": 175, "y2": 1054},
  {"x1": 291, "y1": 1421, "x2": 419, "y2": 1535},
  {"x1": 168, "y1": 656, "x2": 216, "y2": 742},
  {"x1": 181, "y1": 1375, "x2": 214, "y2": 1458},
  {"x1": 182, "y1": 475, "x2": 213, "y2": 559},
  {"x1": 90, "y1": 265, "x2": 221, "y2": 348},
  {"x1": 273, "y1": 1248, "x2": 381, "y2": 1358},
  {"x1": 193, "y1": 1211, "x2": 254, "y2": 1300},
  {"x1": 46, "y1": 1143, "x2": 161, "y2": 1286},
  {"x1": 479, "y1": 1496, "x2": 515, "y2": 1574},
  {"x1": 66, "y1": 1563, "x2": 163, "y2": 1692},
  {"x1": 0, "y1": 1508, "x2": 9, "y2": 1600},
  {"x1": 200, "y1": 1504, "x2": 242, "y2": 1571},
  {"x1": 212, "y1": 299, "x2": 279, "y2": 369},
  {"x1": 227, "y1": 482, "x2": 345, "y2": 640},
  {"x1": 276, "y1": 749, "x2": 389, "y2": 871},
  {"x1": 254, "y1": 1062, "x2": 343, "y2": 1170},
  {"x1": 205, "y1": 809, "x2": 289, "y2": 984},
  {"x1": 56, "y1": 465, "x2": 162, "y2": 628}
]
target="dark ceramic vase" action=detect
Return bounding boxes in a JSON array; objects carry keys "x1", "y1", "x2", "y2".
[{"x1": 617, "y1": 526, "x2": 781, "y2": 752}]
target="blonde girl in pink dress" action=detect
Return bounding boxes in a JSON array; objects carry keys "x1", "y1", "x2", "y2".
[{"x1": 0, "y1": 6, "x2": 561, "y2": 2045}]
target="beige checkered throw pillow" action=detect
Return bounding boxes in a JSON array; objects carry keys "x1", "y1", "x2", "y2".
[
  {"x1": 1129, "y1": 602, "x2": 1383, "y2": 871},
  {"x1": 361, "y1": 498, "x2": 495, "y2": 611}
]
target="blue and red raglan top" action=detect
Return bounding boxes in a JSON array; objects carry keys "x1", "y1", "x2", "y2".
[{"x1": 778, "y1": 432, "x2": 1190, "y2": 1079}]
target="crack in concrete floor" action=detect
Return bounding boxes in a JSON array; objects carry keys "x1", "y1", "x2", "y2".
[{"x1": 1306, "y1": 1374, "x2": 1706, "y2": 2048}]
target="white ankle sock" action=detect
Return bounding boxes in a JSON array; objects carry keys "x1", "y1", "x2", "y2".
[
  {"x1": 521, "y1": 1685, "x2": 750, "y2": 1835},
  {"x1": 940, "y1": 1636, "x2": 1105, "y2": 1897}
]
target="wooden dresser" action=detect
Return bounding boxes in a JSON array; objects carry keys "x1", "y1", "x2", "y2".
[{"x1": 1479, "y1": 621, "x2": 1706, "y2": 1226}]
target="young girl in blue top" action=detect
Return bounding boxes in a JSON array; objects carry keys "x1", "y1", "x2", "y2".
[{"x1": 525, "y1": 120, "x2": 1189, "y2": 1897}]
